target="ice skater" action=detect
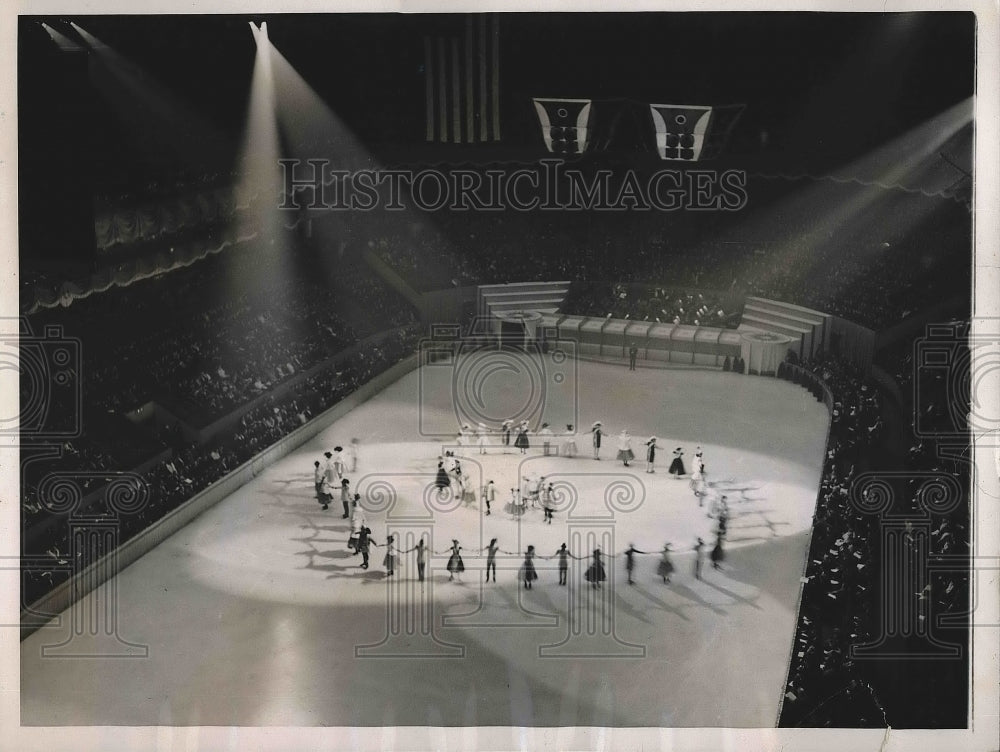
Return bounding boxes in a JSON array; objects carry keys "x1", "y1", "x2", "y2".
[
  {"x1": 446, "y1": 540, "x2": 465, "y2": 581},
  {"x1": 434, "y1": 460, "x2": 451, "y2": 490},
  {"x1": 457, "y1": 424, "x2": 471, "y2": 450},
  {"x1": 693, "y1": 537, "x2": 705, "y2": 580},
  {"x1": 476, "y1": 423, "x2": 490, "y2": 454},
  {"x1": 520, "y1": 546, "x2": 539, "y2": 589},
  {"x1": 383, "y1": 534, "x2": 398, "y2": 578},
  {"x1": 645, "y1": 436, "x2": 657, "y2": 473},
  {"x1": 515, "y1": 421, "x2": 530, "y2": 454},
  {"x1": 555, "y1": 543, "x2": 570, "y2": 585},
  {"x1": 348, "y1": 496, "x2": 364, "y2": 554},
  {"x1": 506, "y1": 487, "x2": 524, "y2": 517},
  {"x1": 411, "y1": 538, "x2": 428, "y2": 582},
  {"x1": 323, "y1": 450, "x2": 336, "y2": 490},
  {"x1": 591, "y1": 421, "x2": 603, "y2": 460},
  {"x1": 357, "y1": 524, "x2": 373, "y2": 569},
  {"x1": 339, "y1": 478, "x2": 352, "y2": 518},
  {"x1": 628, "y1": 342, "x2": 638, "y2": 370},
  {"x1": 482, "y1": 479, "x2": 496, "y2": 516},
  {"x1": 314, "y1": 460, "x2": 329, "y2": 510},
  {"x1": 690, "y1": 449, "x2": 707, "y2": 502},
  {"x1": 708, "y1": 493, "x2": 728, "y2": 521},
  {"x1": 711, "y1": 534, "x2": 725, "y2": 571},
  {"x1": 669, "y1": 447, "x2": 687, "y2": 477},
  {"x1": 459, "y1": 464, "x2": 474, "y2": 504},
  {"x1": 562, "y1": 424, "x2": 578, "y2": 458},
  {"x1": 530, "y1": 476, "x2": 545, "y2": 508},
  {"x1": 585, "y1": 548, "x2": 607, "y2": 589},
  {"x1": 617, "y1": 429, "x2": 635, "y2": 467},
  {"x1": 331, "y1": 446, "x2": 346, "y2": 481},
  {"x1": 657, "y1": 544, "x2": 675, "y2": 583},
  {"x1": 624, "y1": 543, "x2": 646, "y2": 585},
  {"x1": 539, "y1": 423, "x2": 554, "y2": 456},
  {"x1": 542, "y1": 482, "x2": 555, "y2": 524},
  {"x1": 717, "y1": 502, "x2": 730, "y2": 538},
  {"x1": 500, "y1": 419, "x2": 513, "y2": 454},
  {"x1": 485, "y1": 538, "x2": 499, "y2": 582},
  {"x1": 451, "y1": 460, "x2": 465, "y2": 498},
  {"x1": 347, "y1": 438, "x2": 359, "y2": 473}
]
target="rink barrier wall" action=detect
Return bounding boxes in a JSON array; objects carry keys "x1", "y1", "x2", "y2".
[
  {"x1": 20, "y1": 353, "x2": 421, "y2": 640},
  {"x1": 773, "y1": 363, "x2": 836, "y2": 725}
]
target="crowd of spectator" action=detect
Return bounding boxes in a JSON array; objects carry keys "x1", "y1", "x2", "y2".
[
  {"x1": 27, "y1": 237, "x2": 415, "y2": 419},
  {"x1": 22, "y1": 326, "x2": 422, "y2": 606},
  {"x1": 777, "y1": 343, "x2": 969, "y2": 727},
  {"x1": 21, "y1": 232, "x2": 420, "y2": 606},
  {"x1": 559, "y1": 282, "x2": 738, "y2": 327},
  {"x1": 368, "y1": 176, "x2": 968, "y2": 331}
]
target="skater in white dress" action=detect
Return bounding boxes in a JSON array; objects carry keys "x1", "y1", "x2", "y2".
[
  {"x1": 690, "y1": 450, "x2": 707, "y2": 503},
  {"x1": 538, "y1": 423, "x2": 555, "y2": 456},
  {"x1": 562, "y1": 424, "x2": 578, "y2": 457},
  {"x1": 616, "y1": 430, "x2": 635, "y2": 467},
  {"x1": 476, "y1": 423, "x2": 490, "y2": 454}
]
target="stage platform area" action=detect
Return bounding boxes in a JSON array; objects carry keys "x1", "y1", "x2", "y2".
[{"x1": 21, "y1": 355, "x2": 829, "y2": 732}]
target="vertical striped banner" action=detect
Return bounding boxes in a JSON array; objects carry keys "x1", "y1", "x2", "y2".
[
  {"x1": 437, "y1": 37, "x2": 448, "y2": 143},
  {"x1": 424, "y1": 37, "x2": 434, "y2": 142},
  {"x1": 451, "y1": 38, "x2": 461, "y2": 144},
  {"x1": 424, "y1": 16, "x2": 502, "y2": 143},
  {"x1": 478, "y1": 15, "x2": 488, "y2": 142},
  {"x1": 465, "y1": 17, "x2": 474, "y2": 140},
  {"x1": 490, "y1": 14, "x2": 500, "y2": 141}
]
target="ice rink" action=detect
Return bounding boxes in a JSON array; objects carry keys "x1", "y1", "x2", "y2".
[{"x1": 21, "y1": 353, "x2": 830, "y2": 731}]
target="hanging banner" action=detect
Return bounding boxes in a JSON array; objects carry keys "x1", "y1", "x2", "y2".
[
  {"x1": 649, "y1": 103, "x2": 714, "y2": 161},
  {"x1": 532, "y1": 98, "x2": 593, "y2": 154}
]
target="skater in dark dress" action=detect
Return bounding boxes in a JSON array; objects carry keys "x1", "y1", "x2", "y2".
[
  {"x1": 717, "y1": 503, "x2": 730, "y2": 539},
  {"x1": 555, "y1": 543, "x2": 570, "y2": 585},
  {"x1": 485, "y1": 538, "x2": 499, "y2": 582},
  {"x1": 591, "y1": 421, "x2": 603, "y2": 460},
  {"x1": 520, "y1": 546, "x2": 539, "y2": 589},
  {"x1": 434, "y1": 460, "x2": 451, "y2": 490},
  {"x1": 624, "y1": 544, "x2": 646, "y2": 585},
  {"x1": 514, "y1": 421, "x2": 530, "y2": 454},
  {"x1": 446, "y1": 540, "x2": 465, "y2": 581},
  {"x1": 711, "y1": 535, "x2": 725, "y2": 570},
  {"x1": 657, "y1": 544, "x2": 675, "y2": 583},
  {"x1": 645, "y1": 437, "x2": 657, "y2": 474},
  {"x1": 693, "y1": 537, "x2": 705, "y2": 580},
  {"x1": 340, "y1": 479, "x2": 352, "y2": 518},
  {"x1": 357, "y1": 525, "x2": 373, "y2": 569},
  {"x1": 669, "y1": 447, "x2": 687, "y2": 477},
  {"x1": 584, "y1": 548, "x2": 607, "y2": 589}
]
